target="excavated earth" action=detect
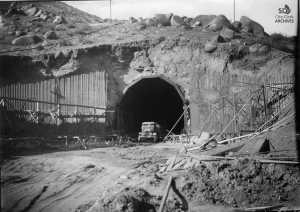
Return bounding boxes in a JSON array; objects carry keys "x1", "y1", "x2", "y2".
[
  {"x1": 1, "y1": 2, "x2": 299, "y2": 212},
  {"x1": 1, "y1": 139, "x2": 300, "y2": 212}
]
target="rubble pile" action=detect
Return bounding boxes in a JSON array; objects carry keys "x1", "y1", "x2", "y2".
[{"x1": 177, "y1": 158, "x2": 300, "y2": 207}]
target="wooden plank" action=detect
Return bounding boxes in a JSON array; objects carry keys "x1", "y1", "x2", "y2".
[
  {"x1": 166, "y1": 157, "x2": 177, "y2": 171},
  {"x1": 183, "y1": 157, "x2": 192, "y2": 169},
  {"x1": 172, "y1": 158, "x2": 188, "y2": 170},
  {"x1": 165, "y1": 157, "x2": 173, "y2": 166}
]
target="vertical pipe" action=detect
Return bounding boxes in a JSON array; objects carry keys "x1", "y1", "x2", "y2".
[
  {"x1": 110, "y1": 0, "x2": 111, "y2": 20},
  {"x1": 234, "y1": 0, "x2": 235, "y2": 22}
]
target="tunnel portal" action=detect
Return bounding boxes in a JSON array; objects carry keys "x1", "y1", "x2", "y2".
[{"x1": 116, "y1": 75, "x2": 187, "y2": 137}]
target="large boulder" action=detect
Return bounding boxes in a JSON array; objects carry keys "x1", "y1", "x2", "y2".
[
  {"x1": 41, "y1": 14, "x2": 49, "y2": 21},
  {"x1": 203, "y1": 14, "x2": 235, "y2": 32},
  {"x1": 240, "y1": 16, "x2": 265, "y2": 37},
  {"x1": 35, "y1": 10, "x2": 42, "y2": 17},
  {"x1": 241, "y1": 26, "x2": 253, "y2": 33},
  {"x1": 210, "y1": 35, "x2": 225, "y2": 43},
  {"x1": 232, "y1": 21, "x2": 242, "y2": 29},
  {"x1": 24, "y1": 6, "x2": 38, "y2": 16},
  {"x1": 220, "y1": 28, "x2": 235, "y2": 41},
  {"x1": 12, "y1": 35, "x2": 43, "y2": 46},
  {"x1": 153, "y1": 13, "x2": 173, "y2": 26},
  {"x1": 44, "y1": 31, "x2": 58, "y2": 39},
  {"x1": 257, "y1": 45, "x2": 271, "y2": 54},
  {"x1": 191, "y1": 21, "x2": 201, "y2": 28},
  {"x1": 53, "y1": 16, "x2": 65, "y2": 24},
  {"x1": 21, "y1": 4, "x2": 33, "y2": 12},
  {"x1": 205, "y1": 41, "x2": 217, "y2": 53},
  {"x1": 145, "y1": 18, "x2": 154, "y2": 25},
  {"x1": 171, "y1": 15, "x2": 184, "y2": 27},
  {"x1": 249, "y1": 43, "x2": 263, "y2": 53},
  {"x1": 184, "y1": 17, "x2": 192, "y2": 23},
  {"x1": 129, "y1": 17, "x2": 137, "y2": 23},
  {"x1": 189, "y1": 15, "x2": 216, "y2": 27}
]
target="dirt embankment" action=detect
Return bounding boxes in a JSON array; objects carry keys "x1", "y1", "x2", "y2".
[{"x1": 1, "y1": 143, "x2": 299, "y2": 212}]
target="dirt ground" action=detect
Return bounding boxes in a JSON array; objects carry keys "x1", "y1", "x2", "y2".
[{"x1": 1, "y1": 140, "x2": 299, "y2": 212}]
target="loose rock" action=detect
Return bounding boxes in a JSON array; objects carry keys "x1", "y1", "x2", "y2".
[
  {"x1": 220, "y1": 28, "x2": 235, "y2": 41},
  {"x1": 232, "y1": 21, "x2": 242, "y2": 29},
  {"x1": 53, "y1": 16, "x2": 65, "y2": 24},
  {"x1": 153, "y1": 13, "x2": 173, "y2": 26},
  {"x1": 257, "y1": 45, "x2": 271, "y2": 54},
  {"x1": 189, "y1": 15, "x2": 216, "y2": 27},
  {"x1": 44, "y1": 31, "x2": 58, "y2": 40},
  {"x1": 15, "y1": 30, "x2": 26, "y2": 37},
  {"x1": 240, "y1": 16, "x2": 265, "y2": 37},
  {"x1": 205, "y1": 41, "x2": 217, "y2": 53},
  {"x1": 129, "y1": 17, "x2": 137, "y2": 23},
  {"x1": 184, "y1": 17, "x2": 192, "y2": 24},
  {"x1": 249, "y1": 43, "x2": 263, "y2": 53},
  {"x1": 12, "y1": 35, "x2": 43, "y2": 46},
  {"x1": 210, "y1": 35, "x2": 225, "y2": 43},
  {"x1": 24, "y1": 6, "x2": 38, "y2": 16},
  {"x1": 171, "y1": 15, "x2": 184, "y2": 27},
  {"x1": 136, "y1": 24, "x2": 146, "y2": 31},
  {"x1": 35, "y1": 10, "x2": 42, "y2": 17},
  {"x1": 41, "y1": 14, "x2": 49, "y2": 21}
]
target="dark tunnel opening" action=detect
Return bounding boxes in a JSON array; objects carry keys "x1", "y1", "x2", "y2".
[{"x1": 117, "y1": 77, "x2": 185, "y2": 137}]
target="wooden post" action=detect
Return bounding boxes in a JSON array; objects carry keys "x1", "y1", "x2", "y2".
[
  {"x1": 222, "y1": 97, "x2": 225, "y2": 132},
  {"x1": 117, "y1": 104, "x2": 120, "y2": 135},
  {"x1": 262, "y1": 85, "x2": 268, "y2": 127},
  {"x1": 158, "y1": 176, "x2": 173, "y2": 212},
  {"x1": 249, "y1": 89, "x2": 253, "y2": 129},
  {"x1": 233, "y1": 92, "x2": 237, "y2": 132}
]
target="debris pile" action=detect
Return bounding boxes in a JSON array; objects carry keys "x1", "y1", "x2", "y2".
[{"x1": 176, "y1": 158, "x2": 300, "y2": 207}]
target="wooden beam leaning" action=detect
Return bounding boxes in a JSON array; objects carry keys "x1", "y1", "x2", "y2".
[{"x1": 158, "y1": 175, "x2": 173, "y2": 212}]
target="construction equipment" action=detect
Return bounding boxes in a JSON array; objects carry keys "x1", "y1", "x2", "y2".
[{"x1": 138, "y1": 122, "x2": 161, "y2": 143}]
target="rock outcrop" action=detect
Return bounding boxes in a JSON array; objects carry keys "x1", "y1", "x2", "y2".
[
  {"x1": 240, "y1": 16, "x2": 265, "y2": 37},
  {"x1": 129, "y1": 17, "x2": 137, "y2": 23},
  {"x1": 203, "y1": 14, "x2": 235, "y2": 32},
  {"x1": 171, "y1": 15, "x2": 184, "y2": 27},
  {"x1": 189, "y1": 15, "x2": 216, "y2": 27},
  {"x1": 153, "y1": 13, "x2": 173, "y2": 26}
]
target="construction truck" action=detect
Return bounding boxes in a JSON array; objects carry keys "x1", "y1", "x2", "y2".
[{"x1": 138, "y1": 122, "x2": 161, "y2": 143}]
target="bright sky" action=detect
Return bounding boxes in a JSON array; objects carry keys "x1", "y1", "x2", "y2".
[{"x1": 66, "y1": 0, "x2": 298, "y2": 36}]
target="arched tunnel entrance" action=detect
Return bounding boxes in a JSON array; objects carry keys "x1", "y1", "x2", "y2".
[{"x1": 115, "y1": 75, "x2": 188, "y2": 138}]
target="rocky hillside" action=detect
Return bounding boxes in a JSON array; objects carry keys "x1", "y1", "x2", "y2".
[{"x1": 0, "y1": 1, "x2": 296, "y2": 126}]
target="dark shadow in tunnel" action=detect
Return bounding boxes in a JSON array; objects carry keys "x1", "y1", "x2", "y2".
[{"x1": 118, "y1": 76, "x2": 185, "y2": 137}]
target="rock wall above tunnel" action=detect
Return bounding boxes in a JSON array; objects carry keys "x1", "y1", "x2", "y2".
[{"x1": 0, "y1": 38, "x2": 295, "y2": 130}]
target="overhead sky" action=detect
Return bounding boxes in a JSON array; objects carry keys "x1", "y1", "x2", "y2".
[{"x1": 66, "y1": 0, "x2": 298, "y2": 36}]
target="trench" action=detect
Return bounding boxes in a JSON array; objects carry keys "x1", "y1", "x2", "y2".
[{"x1": 116, "y1": 76, "x2": 187, "y2": 137}]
